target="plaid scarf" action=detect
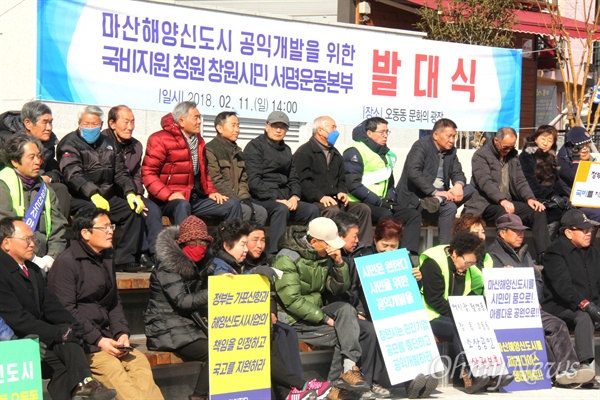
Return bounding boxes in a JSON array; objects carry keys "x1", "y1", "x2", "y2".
[{"x1": 184, "y1": 134, "x2": 199, "y2": 175}]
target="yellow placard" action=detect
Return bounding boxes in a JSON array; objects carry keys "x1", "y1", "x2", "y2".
[
  {"x1": 208, "y1": 274, "x2": 271, "y2": 400},
  {"x1": 570, "y1": 161, "x2": 600, "y2": 208}
]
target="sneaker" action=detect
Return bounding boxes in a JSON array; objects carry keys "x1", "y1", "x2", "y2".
[
  {"x1": 486, "y1": 374, "x2": 514, "y2": 392},
  {"x1": 327, "y1": 387, "x2": 356, "y2": 400},
  {"x1": 306, "y1": 379, "x2": 333, "y2": 400},
  {"x1": 420, "y1": 197, "x2": 440, "y2": 213},
  {"x1": 287, "y1": 387, "x2": 317, "y2": 400},
  {"x1": 419, "y1": 375, "x2": 438, "y2": 398},
  {"x1": 406, "y1": 373, "x2": 427, "y2": 399},
  {"x1": 71, "y1": 379, "x2": 117, "y2": 400},
  {"x1": 461, "y1": 370, "x2": 490, "y2": 394},
  {"x1": 556, "y1": 365, "x2": 596, "y2": 385},
  {"x1": 370, "y1": 383, "x2": 390, "y2": 398},
  {"x1": 336, "y1": 366, "x2": 371, "y2": 392}
]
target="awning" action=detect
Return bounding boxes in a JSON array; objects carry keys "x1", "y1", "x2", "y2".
[{"x1": 401, "y1": 0, "x2": 600, "y2": 40}]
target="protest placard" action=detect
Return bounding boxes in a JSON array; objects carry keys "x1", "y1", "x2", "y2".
[
  {"x1": 208, "y1": 275, "x2": 270, "y2": 400},
  {"x1": 484, "y1": 268, "x2": 551, "y2": 391},
  {"x1": 0, "y1": 338, "x2": 43, "y2": 400},
  {"x1": 448, "y1": 296, "x2": 508, "y2": 378},
  {"x1": 355, "y1": 248, "x2": 442, "y2": 384},
  {"x1": 570, "y1": 161, "x2": 600, "y2": 208}
]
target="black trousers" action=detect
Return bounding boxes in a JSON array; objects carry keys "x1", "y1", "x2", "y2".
[
  {"x1": 555, "y1": 308, "x2": 599, "y2": 364},
  {"x1": 175, "y1": 339, "x2": 209, "y2": 396},
  {"x1": 42, "y1": 342, "x2": 92, "y2": 400},
  {"x1": 430, "y1": 315, "x2": 465, "y2": 367},
  {"x1": 271, "y1": 337, "x2": 306, "y2": 400},
  {"x1": 273, "y1": 321, "x2": 304, "y2": 380},
  {"x1": 542, "y1": 310, "x2": 580, "y2": 376},
  {"x1": 367, "y1": 204, "x2": 422, "y2": 254},
  {"x1": 70, "y1": 196, "x2": 143, "y2": 265},
  {"x1": 50, "y1": 182, "x2": 71, "y2": 218},
  {"x1": 482, "y1": 202, "x2": 550, "y2": 257}
]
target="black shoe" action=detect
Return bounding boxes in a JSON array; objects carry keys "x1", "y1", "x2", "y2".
[
  {"x1": 486, "y1": 374, "x2": 514, "y2": 392},
  {"x1": 139, "y1": 253, "x2": 155, "y2": 271},
  {"x1": 581, "y1": 377, "x2": 600, "y2": 389},
  {"x1": 420, "y1": 197, "x2": 440, "y2": 213},
  {"x1": 405, "y1": 373, "x2": 427, "y2": 399},
  {"x1": 419, "y1": 375, "x2": 438, "y2": 398},
  {"x1": 115, "y1": 262, "x2": 147, "y2": 273},
  {"x1": 71, "y1": 379, "x2": 116, "y2": 400}
]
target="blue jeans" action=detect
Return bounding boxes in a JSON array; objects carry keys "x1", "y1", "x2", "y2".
[{"x1": 161, "y1": 196, "x2": 242, "y2": 225}]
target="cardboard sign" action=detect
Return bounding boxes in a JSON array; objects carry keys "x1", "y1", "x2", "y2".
[
  {"x1": 0, "y1": 338, "x2": 43, "y2": 400},
  {"x1": 484, "y1": 268, "x2": 551, "y2": 391},
  {"x1": 208, "y1": 275, "x2": 270, "y2": 400},
  {"x1": 355, "y1": 248, "x2": 442, "y2": 384},
  {"x1": 448, "y1": 296, "x2": 508, "y2": 378},
  {"x1": 570, "y1": 161, "x2": 600, "y2": 208}
]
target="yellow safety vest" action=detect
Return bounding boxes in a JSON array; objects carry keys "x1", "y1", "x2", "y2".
[{"x1": 346, "y1": 141, "x2": 397, "y2": 202}]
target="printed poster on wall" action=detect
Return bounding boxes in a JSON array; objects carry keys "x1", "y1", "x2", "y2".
[
  {"x1": 484, "y1": 268, "x2": 551, "y2": 391},
  {"x1": 570, "y1": 161, "x2": 600, "y2": 208},
  {"x1": 0, "y1": 338, "x2": 43, "y2": 400},
  {"x1": 355, "y1": 248, "x2": 443, "y2": 385},
  {"x1": 208, "y1": 275, "x2": 270, "y2": 400},
  {"x1": 37, "y1": 0, "x2": 521, "y2": 131},
  {"x1": 448, "y1": 296, "x2": 508, "y2": 378}
]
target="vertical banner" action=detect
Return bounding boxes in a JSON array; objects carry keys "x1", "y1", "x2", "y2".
[
  {"x1": 570, "y1": 161, "x2": 600, "y2": 208},
  {"x1": 0, "y1": 338, "x2": 43, "y2": 399},
  {"x1": 484, "y1": 268, "x2": 551, "y2": 391},
  {"x1": 208, "y1": 275, "x2": 271, "y2": 400},
  {"x1": 355, "y1": 248, "x2": 442, "y2": 384},
  {"x1": 448, "y1": 296, "x2": 508, "y2": 378}
]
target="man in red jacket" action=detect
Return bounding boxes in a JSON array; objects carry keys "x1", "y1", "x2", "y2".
[{"x1": 142, "y1": 101, "x2": 242, "y2": 225}]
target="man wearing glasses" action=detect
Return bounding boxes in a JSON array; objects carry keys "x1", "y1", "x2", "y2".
[
  {"x1": 0, "y1": 133, "x2": 67, "y2": 273},
  {"x1": 343, "y1": 117, "x2": 421, "y2": 264},
  {"x1": 465, "y1": 127, "x2": 550, "y2": 260},
  {"x1": 541, "y1": 209, "x2": 600, "y2": 389},
  {"x1": 57, "y1": 105, "x2": 145, "y2": 272}
]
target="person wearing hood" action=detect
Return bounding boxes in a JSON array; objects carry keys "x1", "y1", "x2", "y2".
[
  {"x1": 0, "y1": 101, "x2": 71, "y2": 217},
  {"x1": 144, "y1": 215, "x2": 213, "y2": 400},
  {"x1": 273, "y1": 217, "x2": 392, "y2": 400},
  {"x1": 556, "y1": 126, "x2": 600, "y2": 223},
  {"x1": 102, "y1": 105, "x2": 161, "y2": 271},
  {"x1": 142, "y1": 101, "x2": 242, "y2": 226},
  {"x1": 57, "y1": 105, "x2": 145, "y2": 272},
  {"x1": 294, "y1": 116, "x2": 373, "y2": 245},
  {"x1": 464, "y1": 127, "x2": 549, "y2": 260},
  {"x1": 343, "y1": 117, "x2": 421, "y2": 264},
  {"x1": 0, "y1": 134, "x2": 67, "y2": 272},
  {"x1": 243, "y1": 111, "x2": 319, "y2": 254},
  {"x1": 207, "y1": 218, "x2": 332, "y2": 400},
  {"x1": 519, "y1": 125, "x2": 571, "y2": 238}
]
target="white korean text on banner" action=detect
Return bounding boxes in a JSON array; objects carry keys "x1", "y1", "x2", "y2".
[
  {"x1": 355, "y1": 248, "x2": 442, "y2": 385},
  {"x1": 37, "y1": 0, "x2": 521, "y2": 131},
  {"x1": 0, "y1": 338, "x2": 43, "y2": 400},
  {"x1": 448, "y1": 296, "x2": 508, "y2": 378},
  {"x1": 484, "y1": 268, "x2": 551, "y2": 391},
  {"x1": 208, "y1": 275, "x2": 270, "y2": 400},
  {"x1": 570, "y1": 161, "x2": 600, "y2": 208}
]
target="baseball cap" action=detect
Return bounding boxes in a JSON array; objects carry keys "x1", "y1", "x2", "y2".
[
  {"x1": 566, "y1": 126, "x2": 592, "y2": 145},
  {"x1": 266, "y1": 111, "x2": 289, "y2": 127},
  {"x1": 496, "y1": 214, "x2": 529, "y2": 230},
  {"x1": 560, "y1": 209, "x2": 600, "y2": 231},
  {"x1": 307, "y1": 217, "x2": 346, "y2": 249}
]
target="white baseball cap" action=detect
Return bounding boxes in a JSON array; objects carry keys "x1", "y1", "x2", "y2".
[{"x1": 307, "y1": 217, "x2": 346, "y2": 250}]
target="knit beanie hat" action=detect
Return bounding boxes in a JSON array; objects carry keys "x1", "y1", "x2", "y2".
[{"x1": 176, "y1": 215, "x2": 213, "y2": 244}]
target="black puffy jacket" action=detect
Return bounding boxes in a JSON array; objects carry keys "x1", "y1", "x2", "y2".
[{"x1": 57, "y1": 130, "x2": 136, "y2": 199}]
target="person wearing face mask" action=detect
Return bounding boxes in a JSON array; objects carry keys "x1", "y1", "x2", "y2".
[
  {"x1": 57, "y1": 105, "x2": 145, "y2": 272},
  {"x1": 143, "y1": 215, "x2": 213, "y2": 400},
  {"x1": 293, "y1": 116, "x2": 373, "y2": 246}
]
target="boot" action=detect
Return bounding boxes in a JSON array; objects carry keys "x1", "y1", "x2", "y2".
[{"x1": 461, "y1": 369, "x2": 489, "y2": 394}]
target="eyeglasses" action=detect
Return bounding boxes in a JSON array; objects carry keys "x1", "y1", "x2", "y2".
[
  {"x1": 8, "y1": 235, "x2": 38, "y2": 245},
  {"x1": 186, "y1": 239, "x2": 210, "y2": 246},
  {"x1": 373, "y1": 129, "x2": 391, "y2": 136},
  {"x1": 90, "y1": 224, "x2": 116, "y2": 233},
  {"x1": 268, "y1": 123, "x2": 289, "y2": 131},
  {"x1": 500, "y1": 145, "x2": 515, "y2": 151},
  {"x1": 461, "y1": 256, "x2": 478, "y2": 268},
  {"x1": 570, "y1": 227, "x2": 592, "y2": 234}
]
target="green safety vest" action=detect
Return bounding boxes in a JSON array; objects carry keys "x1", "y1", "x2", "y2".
[
  {"x1": 346, "y1": 141, "x2": 397, "y2": 202},
  {"x1": 470, "y1": 253, "x2": 493, "y2": 297},
  {"x1": 0, "y1": 167, "x2": 52, "y2": 240},
  {"x1": 418, "y1": 245, "x2": 480, "y2": 321}
]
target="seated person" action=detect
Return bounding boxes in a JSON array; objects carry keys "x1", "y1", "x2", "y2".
[
  {"x1": 57, "y1": 105, "x2": 145, "y2": 272},
  {"x1": 207, "y1": 219, "x2": 332, "y2": 400},
  {"x1": 519, "y1": 125, "x2": 571, "y2": 238},
  {"x1": 141, "y1": 101, "x2": 242, "y2": 225},
  {"x1": 397, "y1": 118, "x2": 474, "y2": 244},
  {"x1": 243, "y1": 111, "x2": 319, "y2": 254},
  {"x1": 0, "y1": 133, "x2": 67, "y2": 272},
  {"x1": 0, "y1": 217, "x2": 116, "y2": 400},
  {"x1": 486, "y1": 214, "x2": 595, "y2": 387},
  {"x1": 48, "y1": 208, "x2": 163, "y2": 399},
  {"x1": 273, "y1": 217, "x2": 392, "y2": 399},
  {"x1": 144, "y1": 215, "x2": 212, "y2": 400}
]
